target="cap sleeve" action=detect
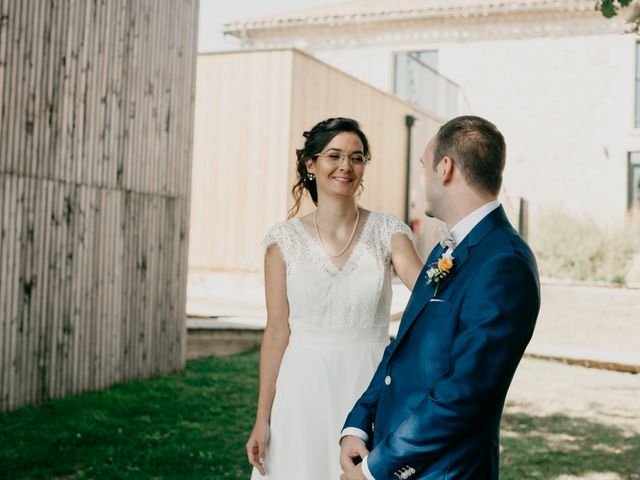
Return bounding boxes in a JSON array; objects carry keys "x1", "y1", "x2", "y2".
[
  {"x1": 261, "y1": 221, "x2": 295, "y2": 264},
  {"x1": 384, "y1": 213, "x2": 414, "y2": 256},
  {"x1": 262, "y1": 222, "x2": 283, "y2": 251}
]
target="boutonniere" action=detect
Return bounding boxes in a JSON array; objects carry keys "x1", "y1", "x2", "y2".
[{"x1": 425, "y1": 251, "x2": 454, "y2": 298}]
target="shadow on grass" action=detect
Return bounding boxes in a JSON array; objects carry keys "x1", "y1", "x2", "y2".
[
  {"x1": 500, "y1": 412, "x2": 640, "y2": 480},
  {"x1": 1, "y1": 350, "x2": 638, "y2": 479}
]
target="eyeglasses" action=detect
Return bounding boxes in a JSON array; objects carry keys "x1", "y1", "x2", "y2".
[{"x1": 313, "y1": 150, "x2": 370, "y2": 166}]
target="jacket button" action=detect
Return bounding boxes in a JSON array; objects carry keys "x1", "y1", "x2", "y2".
[{"x1": 384, "y1": 375, "x2": 391, "y2": 385}]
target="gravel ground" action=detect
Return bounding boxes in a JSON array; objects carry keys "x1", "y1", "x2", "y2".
[{"x1": 534, "y1": 284, "x2": 640, "y2": 355}]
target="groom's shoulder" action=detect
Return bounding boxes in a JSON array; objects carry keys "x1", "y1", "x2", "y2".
[{"x1": 479, "y1": 224, "x2": 538, "y2": 273}]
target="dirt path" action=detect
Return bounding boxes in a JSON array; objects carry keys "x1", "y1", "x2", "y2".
[
  {"x1": 506, "y1": 357, "x2": 640, "y2": 435},
  {"x1": 534, "y1": 284, "x2": 640, "y2": 355}
]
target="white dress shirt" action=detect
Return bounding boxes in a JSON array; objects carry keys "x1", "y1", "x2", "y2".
[
  {"x1": 340, "y1": 200, "x2": 502, "y2": 480},
  {"x1": 446, "y1": 199, "x2": 501, "y2": 250}
]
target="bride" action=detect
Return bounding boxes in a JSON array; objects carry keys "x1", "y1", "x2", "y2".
[{"x1": 246, "y1": 117, "x2": 423, "y2": 479}]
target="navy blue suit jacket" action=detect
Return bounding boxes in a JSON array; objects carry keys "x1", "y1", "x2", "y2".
[{"x1": 343, "y1": 206, "x2": 540, "y2": 480}]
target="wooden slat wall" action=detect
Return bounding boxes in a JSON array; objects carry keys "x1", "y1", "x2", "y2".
[
  {"x1": 0, "y1": 0, "x2": 199, "y2": 411},
  {"x1": 189, "y1": 49, "x2": 443, "y2": 272}
]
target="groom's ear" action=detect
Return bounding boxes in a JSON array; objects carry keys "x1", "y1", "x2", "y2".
[{"x1": 440, "y1": 156, "x2": 455, "y2": 185}]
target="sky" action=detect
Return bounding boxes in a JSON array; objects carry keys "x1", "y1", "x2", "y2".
[{"x1": 198, "y1": 0, "x2": 338, "y2": 52}]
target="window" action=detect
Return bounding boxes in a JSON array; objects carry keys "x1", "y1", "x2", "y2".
[
  {"x1": 629, "y1": 152, "x2": 640, "y2": 212},
  {"x1": 636, "y1": 42, "x2": 640, "y2": 128},
  {"x1": 394, "y1": 51, "x2": 439, "y2": 101},
  {"x1": 393, "y1": 50, "x2": 460, "y2": 119},
  {"x1": 410, "y1": 50, "x2": 439, "y2": 71}
]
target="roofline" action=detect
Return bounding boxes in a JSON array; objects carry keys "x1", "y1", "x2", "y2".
[
  {"x1": 224, "y1": 1, "x2": 597, "y2": 35},
  {"x1": 198, "y1": 46, "x2": 462, "y2": 90}
]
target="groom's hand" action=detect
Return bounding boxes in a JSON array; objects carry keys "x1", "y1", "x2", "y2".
[
  {"x1": 339, "y1": 435, "x2": 369, "y2": 472},
  {"x1": 340, "y1": 464, "x2": 367, "y2": 480}
]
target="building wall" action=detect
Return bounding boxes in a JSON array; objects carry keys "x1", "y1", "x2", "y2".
[
  {"x1": 189, "y1": 49, "x2": 444, "y2": 271},
  {"x1": 0, "y1": 0, "x2": 199, "y2": 411},
  {"x1": 314, "y1": 48, "x2": 395, "y2": 93},
  {"x1": 189, "y1": 51, "x2": 294, "y2": 271},
  {"x1": 237, "y1": 10, "x2": 640, "y2": 226}
]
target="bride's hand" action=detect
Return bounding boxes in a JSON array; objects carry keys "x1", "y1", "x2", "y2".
[{"x1": 246, "y1": 421, "x2": 270, "y2": 475}]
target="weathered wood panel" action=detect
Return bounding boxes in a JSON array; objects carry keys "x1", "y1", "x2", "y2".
[{"x1": 0, "y1": 0, "x2": 199, "y2": 411}]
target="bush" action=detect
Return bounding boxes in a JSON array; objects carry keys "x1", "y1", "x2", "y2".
[{"x1": 529, "y1": 209, "x2": 640, "y2": 284}]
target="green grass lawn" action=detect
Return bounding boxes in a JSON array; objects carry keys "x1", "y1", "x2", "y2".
[
  {"x1": 0, "y1": 352, "x2": 259, "y2": 480},
  {"x1": 1, "y1": 350, "x2": 638, "y2": 479}
]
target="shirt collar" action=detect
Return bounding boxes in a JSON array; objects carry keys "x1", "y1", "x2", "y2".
[{"x1": 449, "y1": 200, "x2": 501, "y2": 248}]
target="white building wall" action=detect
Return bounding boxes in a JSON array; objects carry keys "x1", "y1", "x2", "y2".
[{"x1": 437, "y1": 33, "x2": 639, "y2": 225}]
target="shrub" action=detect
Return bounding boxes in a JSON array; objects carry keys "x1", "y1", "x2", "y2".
[{"x1": 529, "y1": 209, "x2": 640, "y2": 284}]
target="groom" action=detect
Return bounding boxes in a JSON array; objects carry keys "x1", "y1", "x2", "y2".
[{"x1": 339, "y1": 116, "x2": 540, "y2": 480}]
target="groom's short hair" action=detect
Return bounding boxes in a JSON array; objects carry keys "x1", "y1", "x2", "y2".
[{"x1": 433, "y1": 115, "x2": 506, "y2": 196}]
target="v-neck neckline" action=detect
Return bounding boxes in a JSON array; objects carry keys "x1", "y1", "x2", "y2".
[{"x1": 294, "y1": 210, "x2": 373, "y2": 274}]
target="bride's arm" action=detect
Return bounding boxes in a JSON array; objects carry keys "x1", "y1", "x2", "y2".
[
  {"x1": 246, "y1": 245, "x2": 290, "y2": 474},
  {"x1": 390, "y1": 234, "x2": 423, "y2": 291}
]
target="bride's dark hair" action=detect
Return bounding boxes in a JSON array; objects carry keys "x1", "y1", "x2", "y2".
[{"x1": 288, "y1": 117, "x2": 370, "y2": 219}]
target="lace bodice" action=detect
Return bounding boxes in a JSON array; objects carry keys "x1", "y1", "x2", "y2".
[{"x1": 262, "y1": 211, "x2": 413, "y2": 342}]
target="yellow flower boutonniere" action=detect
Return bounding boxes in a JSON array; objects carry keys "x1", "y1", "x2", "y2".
[
  {"x1": 426, "y1": 251, "x2": 454, "y2": 298},
  {"x1": 437, "y1": 256, "x2": 453, "y2": 273}
]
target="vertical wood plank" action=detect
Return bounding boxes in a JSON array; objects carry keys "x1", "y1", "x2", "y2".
[
  {"x1": 8, "y1": 178, "x2": 24, "y2": 409},
  {"x1": 36, "y1": 179, "x2": 54, "y2": 403},
  {"x1": 0, "y1": 0, "x2": 8, "y2": 124},
  {"x1": 111, "y1": 190, "x2": 124, "y2": 384},
  {"x1": 0, "y1": 175, "x2": 12, "y2": 409},
  {"x1": 5, "y1": 0, "x2": 23, "y2": 175}
]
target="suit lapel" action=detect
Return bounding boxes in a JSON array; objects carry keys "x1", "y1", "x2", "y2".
[
  {"x1": 400, "y1": 245, "x2": 442, "y2": 318},
  {"x1": 394, "y1": 244, "x2": 442, "y2": 341},
  {"x1": 394, "y1": 206, "x2": 510, "y2": 345}
]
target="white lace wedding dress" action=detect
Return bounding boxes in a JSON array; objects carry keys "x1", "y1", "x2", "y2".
[{"x1": 250, "y1": 211, "x2": 413, "y2": 480}]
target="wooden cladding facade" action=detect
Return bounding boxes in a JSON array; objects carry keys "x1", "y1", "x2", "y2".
[{"x1": 0, "y1": 0, "x2": 199, "y2": 411}]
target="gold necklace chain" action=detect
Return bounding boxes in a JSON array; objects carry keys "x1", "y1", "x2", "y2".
[{"x1": 313, "y1": 207, "x2": 360, "y2": 258}]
